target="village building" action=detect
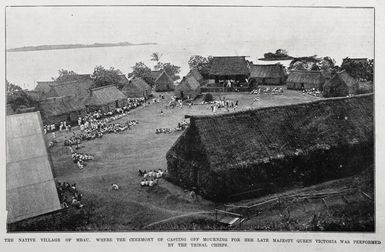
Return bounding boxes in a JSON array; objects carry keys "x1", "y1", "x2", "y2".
[
  {"x1": 154, "y1": 71, "x2": 175, "y2": 92},
  {"x1": 209, "y1": 56, "x2": 250, "y2": 84},
  {"x1": 174, "y1": 75, "x2": 201, "y2": 100},
  {"x1": 189, "y1": 68, "x2": 204, "y2": 85},
  {"x1": 122, "y1": 77, "x2": 152, "y2": 99},
  {"x1": 286, "y1": 70, "x2": 326, "y2": 90},
  {"x1": 39, "y1": 96, "x2": 86, "y2": 125},
  {"x1": 6, "y1": 112, "x2": 62, "y2": 224},
  {"x1": 43, "y1": 78, "x2": 94, "y2": 99},
  {"x1": 84, "y1": 85, "x2": 127, "y2": 113},
  {"x1": 166, "y1": 94, "x2": 373, "y2": 201},
  {"x1": 248, "y1": 64, "x2": 287, "y2": 88},
  {"x1": 323, "y1": 70, "x2": 359, "y2": 97}
]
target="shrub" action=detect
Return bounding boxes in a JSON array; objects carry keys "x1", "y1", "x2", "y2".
[{"x1": 203, "y1": 93, "x2": 214, "y2": 102}]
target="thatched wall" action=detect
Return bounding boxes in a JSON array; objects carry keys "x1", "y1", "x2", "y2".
[{"x1": 167, "y1": 94, "x2": 374, "y2": 201}]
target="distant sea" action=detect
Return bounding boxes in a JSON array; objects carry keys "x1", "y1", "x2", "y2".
[{"x1": 6, "y1": 41, "x2": 373, "y2": 90}]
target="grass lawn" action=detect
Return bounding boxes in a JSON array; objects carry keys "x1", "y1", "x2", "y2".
[{"x1": 46, "y1": 88, "x2": 324, "y2": 231}]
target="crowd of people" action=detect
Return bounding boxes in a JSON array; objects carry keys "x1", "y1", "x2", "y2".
[
  {"x1": 302, "y1": 88, "x2": 322, "y2": 97},
  {"x1": 71, "y1": 151, "x2": 94, "y2": 169},
  {"x1": 138, "y1": 169, "x2": 166, "y2": 187},
  {"x1": 44, "y1": 121, "x2": 72, "y2": 134},
  {"x1": 56, "y1": 181, "x2": 83, "y2": 209},
  {"x1": 251, "y1": 87, "x2": 284, "y2": 95},
  {"x1": 155, "y1": 119, "x2": 189, "y2": 134}
]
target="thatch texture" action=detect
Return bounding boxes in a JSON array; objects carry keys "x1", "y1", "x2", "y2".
[
  {"x1": 287, "y1": 71, "x2": 325, "y2": 90},
  {"x1": 189, "y1": 69, "x2": 204, "y2": 84},
  {"x1": 249, "y1": 64, "x2": 286, "y2": 85},
  {"x1": 122, "y1": 77, "x2": 152, "y2": 98},
  {"x1": 323, "y1": 70, "x2": 359, "y2": 97},
  {"x1": 7, "y1": 112, "x2": 62, "y2": 223},
  {"x1": 84, "y1": 85, "x2": 127, "y2": 112},
  {"x1": 39, "y1": 96, "x2": 86, "y2": 124},
  {"x1": 167, "y1": 94, "x2": 374, "y2": 201},
  {"x1": 154, "y1": 71, "x2": 175, "y2": 92},
  {"x1": 174, "y1": 75, "x2": 201, "y2": 99},
  {"x1": 209, "y1": 56, "x2": 250, "y2": 77},
  {"x1": 44, "y1": 78, "x2": 94, "y2": 99}
]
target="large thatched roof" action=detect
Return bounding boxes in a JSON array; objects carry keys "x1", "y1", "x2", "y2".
[
  {"x1": 6, "y1": 112, "x2": 61, "y2": 223},
  {"x1": 47, "y1": 79, "x2": 94, "y2": 98},
  {"x1": 209, "y1": 56, "x2": 250, "y2": 76},
  {"x1": 121, "y1": 77, "x2": 143, "y2": 98},
  {"x1": 249, "y1": 64, "x2": 286, "y2": 79},
  {"x1": 174, "y1": 94, "x2": 373, "y2": 172},
  {"x1": 39, "y1": 96, "x2": 85, "y2": 118},
  {"x1": 155, "y1": 71, "x2": 175, "y2": 91},
  {"x1": 85, "y1": 85, "x2": 127, "y2": 106},
  {"x1": 287, "y1": 70, "x2": 325, "y2": 84},
  {"x1": 188, "y1": 69, "x2": 204, "y2": 83}
]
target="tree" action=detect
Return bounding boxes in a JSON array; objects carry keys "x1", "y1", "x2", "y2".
[
  {"x1": 91, "y1": 65, "x2": 123, "y2": 88},
  {"x1": 276, "y1": 49, "x2": 288, "y2": 56},
  {"x1": 54, "y1": 69, "x2": 78, "y2": 82},
  {"x1": 151, "y1": 52, "x2": 163, "y2": 70},
  {"x1": 161, "y1": 62, "x2": 181, "y2": 81},
  {"x1": 288, "y1": 56, "x2": 336, "y2": 72},
  {"x1": 341, "y1": 58, "x2": 373, "y2": 81},
  {"x1": 129, "y1": 62, "x2": 155, "y2": 86},
  {"x1": 188, "y1": 55, "x2": 213, "y2": 77},
  {"x1": 6, "y1": 80, "x2": 22, "y2": 95}
]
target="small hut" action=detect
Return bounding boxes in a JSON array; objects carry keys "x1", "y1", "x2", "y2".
[
  {"x1": 286, "y1": 71, "x2": 325, "y2": 90},
  {"x1": 175, "y1": 75, "x2": 201, "y2": 100},
  {"x1": 209, "y1": 56, "x2": 250, "y2": 83},
  {"x1": 154, "y1": 71, "x2": 175, "y2": 92},
  {"x1": 249, "y1": 64, "x2": 287, "y2": 88},
  {"x1": 122, "y1": 77, "x2": 152, "y2": 99},
  {"x1": 323, "y1": 70, "x2": 359, "y2": 97},
  {"x1": 167, "y1": 94, "x2": 373, "y2": 201},
  {"x1": 84, "y1": 85, "x2": 127, "y2": 113}
]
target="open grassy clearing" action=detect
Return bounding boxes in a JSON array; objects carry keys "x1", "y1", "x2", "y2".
[{"x1": 42, "y1": 88, "x2": 370, "y2": 231}]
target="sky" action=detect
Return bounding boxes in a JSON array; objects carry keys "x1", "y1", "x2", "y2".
[{"x1": 6, "y1": 6, "x2": 374, "y2": 58}]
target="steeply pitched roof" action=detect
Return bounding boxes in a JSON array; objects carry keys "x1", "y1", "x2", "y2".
[
  {"x1": 174, "y1": 94, "x2": 373, "y2": 172},
  {"x1": 188, "y1": 69, "x2": 204, "y2": 83},
  {"x1": 209, "y1": 56, "x2": 250, "y2": 76},
  {"x1": 35, "y1": 81, "x2": 54, "y2": 93},
  {"x1": 287, "y1": 71, "x2": 325, "y2": 84},
  {"x1": 249, "y1": 64, "x2": 286, "y2": 79},
  {"x1": 337, "y1": 70, "x2": 358, "y2": 88},
  {"x1": 130, "y1": 77, "x2": 151, "y2": 92},
  {"x1": 176, "y1": 75, "x2": 200, "y2": 92},
  {"x1": 150, "y1": 70, "x2": 162, "y2": 80},
  {"x1": 6, "y1": 112, "x2": 62, "y2": 223},
  {"x1": 86, "y1": 85, "x2": 127, "y2": 106},
  {"x1": 121, "y1": 78, "x2": 143, "y2": 98}
]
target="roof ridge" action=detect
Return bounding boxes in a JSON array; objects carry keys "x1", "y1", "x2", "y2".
[{"x1": 187, "y1": 94, "x2": 373, "y2": 120}]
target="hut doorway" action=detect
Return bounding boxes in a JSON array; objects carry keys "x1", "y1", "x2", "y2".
[
  {"x1": 301, "y1": 83, "x2": 304, "y2": 89},
  {"x1": 180, "y1": 91, "x2": 184, "y2": 99},
  {"x1": 115, "y1": 100, "x2": 119, "y2": 108}
]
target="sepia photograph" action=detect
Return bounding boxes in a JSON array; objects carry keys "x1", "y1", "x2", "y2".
[{"x1": 5, "y1": 4, "x2": 375, "y2": 233}]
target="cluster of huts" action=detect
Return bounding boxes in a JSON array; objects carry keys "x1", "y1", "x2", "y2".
[
  {"x1": 30, "y1": 73, "x2": 153, "y2": 125},
  {"x1": 172, "y1": 56, "x2": 366, "y2": 100}
]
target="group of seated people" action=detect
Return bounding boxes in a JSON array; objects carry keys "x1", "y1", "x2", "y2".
[
  {"x1": 57, "y1": 181, "x2": 83, "y2": 209},
  {"x1": 71, "y1": 151, "x2": 94, "y2": 169},
  {"x1": 251, "y1": 87, "x2": 284, "y2": 95},
  {"x1": 138, "y1": 169, "x2": 166, "y2": 187},
  {"x1": 155, "y1": 119, "x2": 189, "y2": 134},
  {"x1": 302, "y1": 88, "x2": 322, "y2": 97}
]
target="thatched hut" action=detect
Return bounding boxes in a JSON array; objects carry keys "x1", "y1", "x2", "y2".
[
  {"x1": 323, "y1": 70, "x2": 359, "y2": 97},
  {"x1": 249, "y1": 64, "x2": 287, "y2": 88},
  {"x1": 7, "y1": 112, "x2": 62, "y2": 224},
  {"x1": 286, "y1": 71, "x2": 325, "y2": 90},
  {"x1": 39, "y1": 96, "x2": 86, "y2": 124},
  {"x1": 167, "y1": 94, "x2": 374, "y2": 201},
  {"x1": 122, "y1": 77, "x2": 152, "y2": 99},
  {"x1": 43, "y1": 78, "x2": 94, "y2": 99},
  {"x1": 84, "y1": 85, "x2": 127, "y2": 113},
  {"x1": 189, "y1": 68, "x2": 204, "y2": 85},
  {"x1": 174, "y1": 75, "x2": 201, "y2": 100},
  {"x1": 154, "y1": 71, "x2": 175, "y2": 92},
  {"x1": 209, "y1": 56, "x2": 250, "y2": 83}
]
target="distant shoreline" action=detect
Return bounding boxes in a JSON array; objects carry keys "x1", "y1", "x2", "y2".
[
  {"x1": 7, "y1": 42, "x2": 158, "y2": 52},
  {"x1": 258, "y1": 56, "x2": 294, "y2": 61}
]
